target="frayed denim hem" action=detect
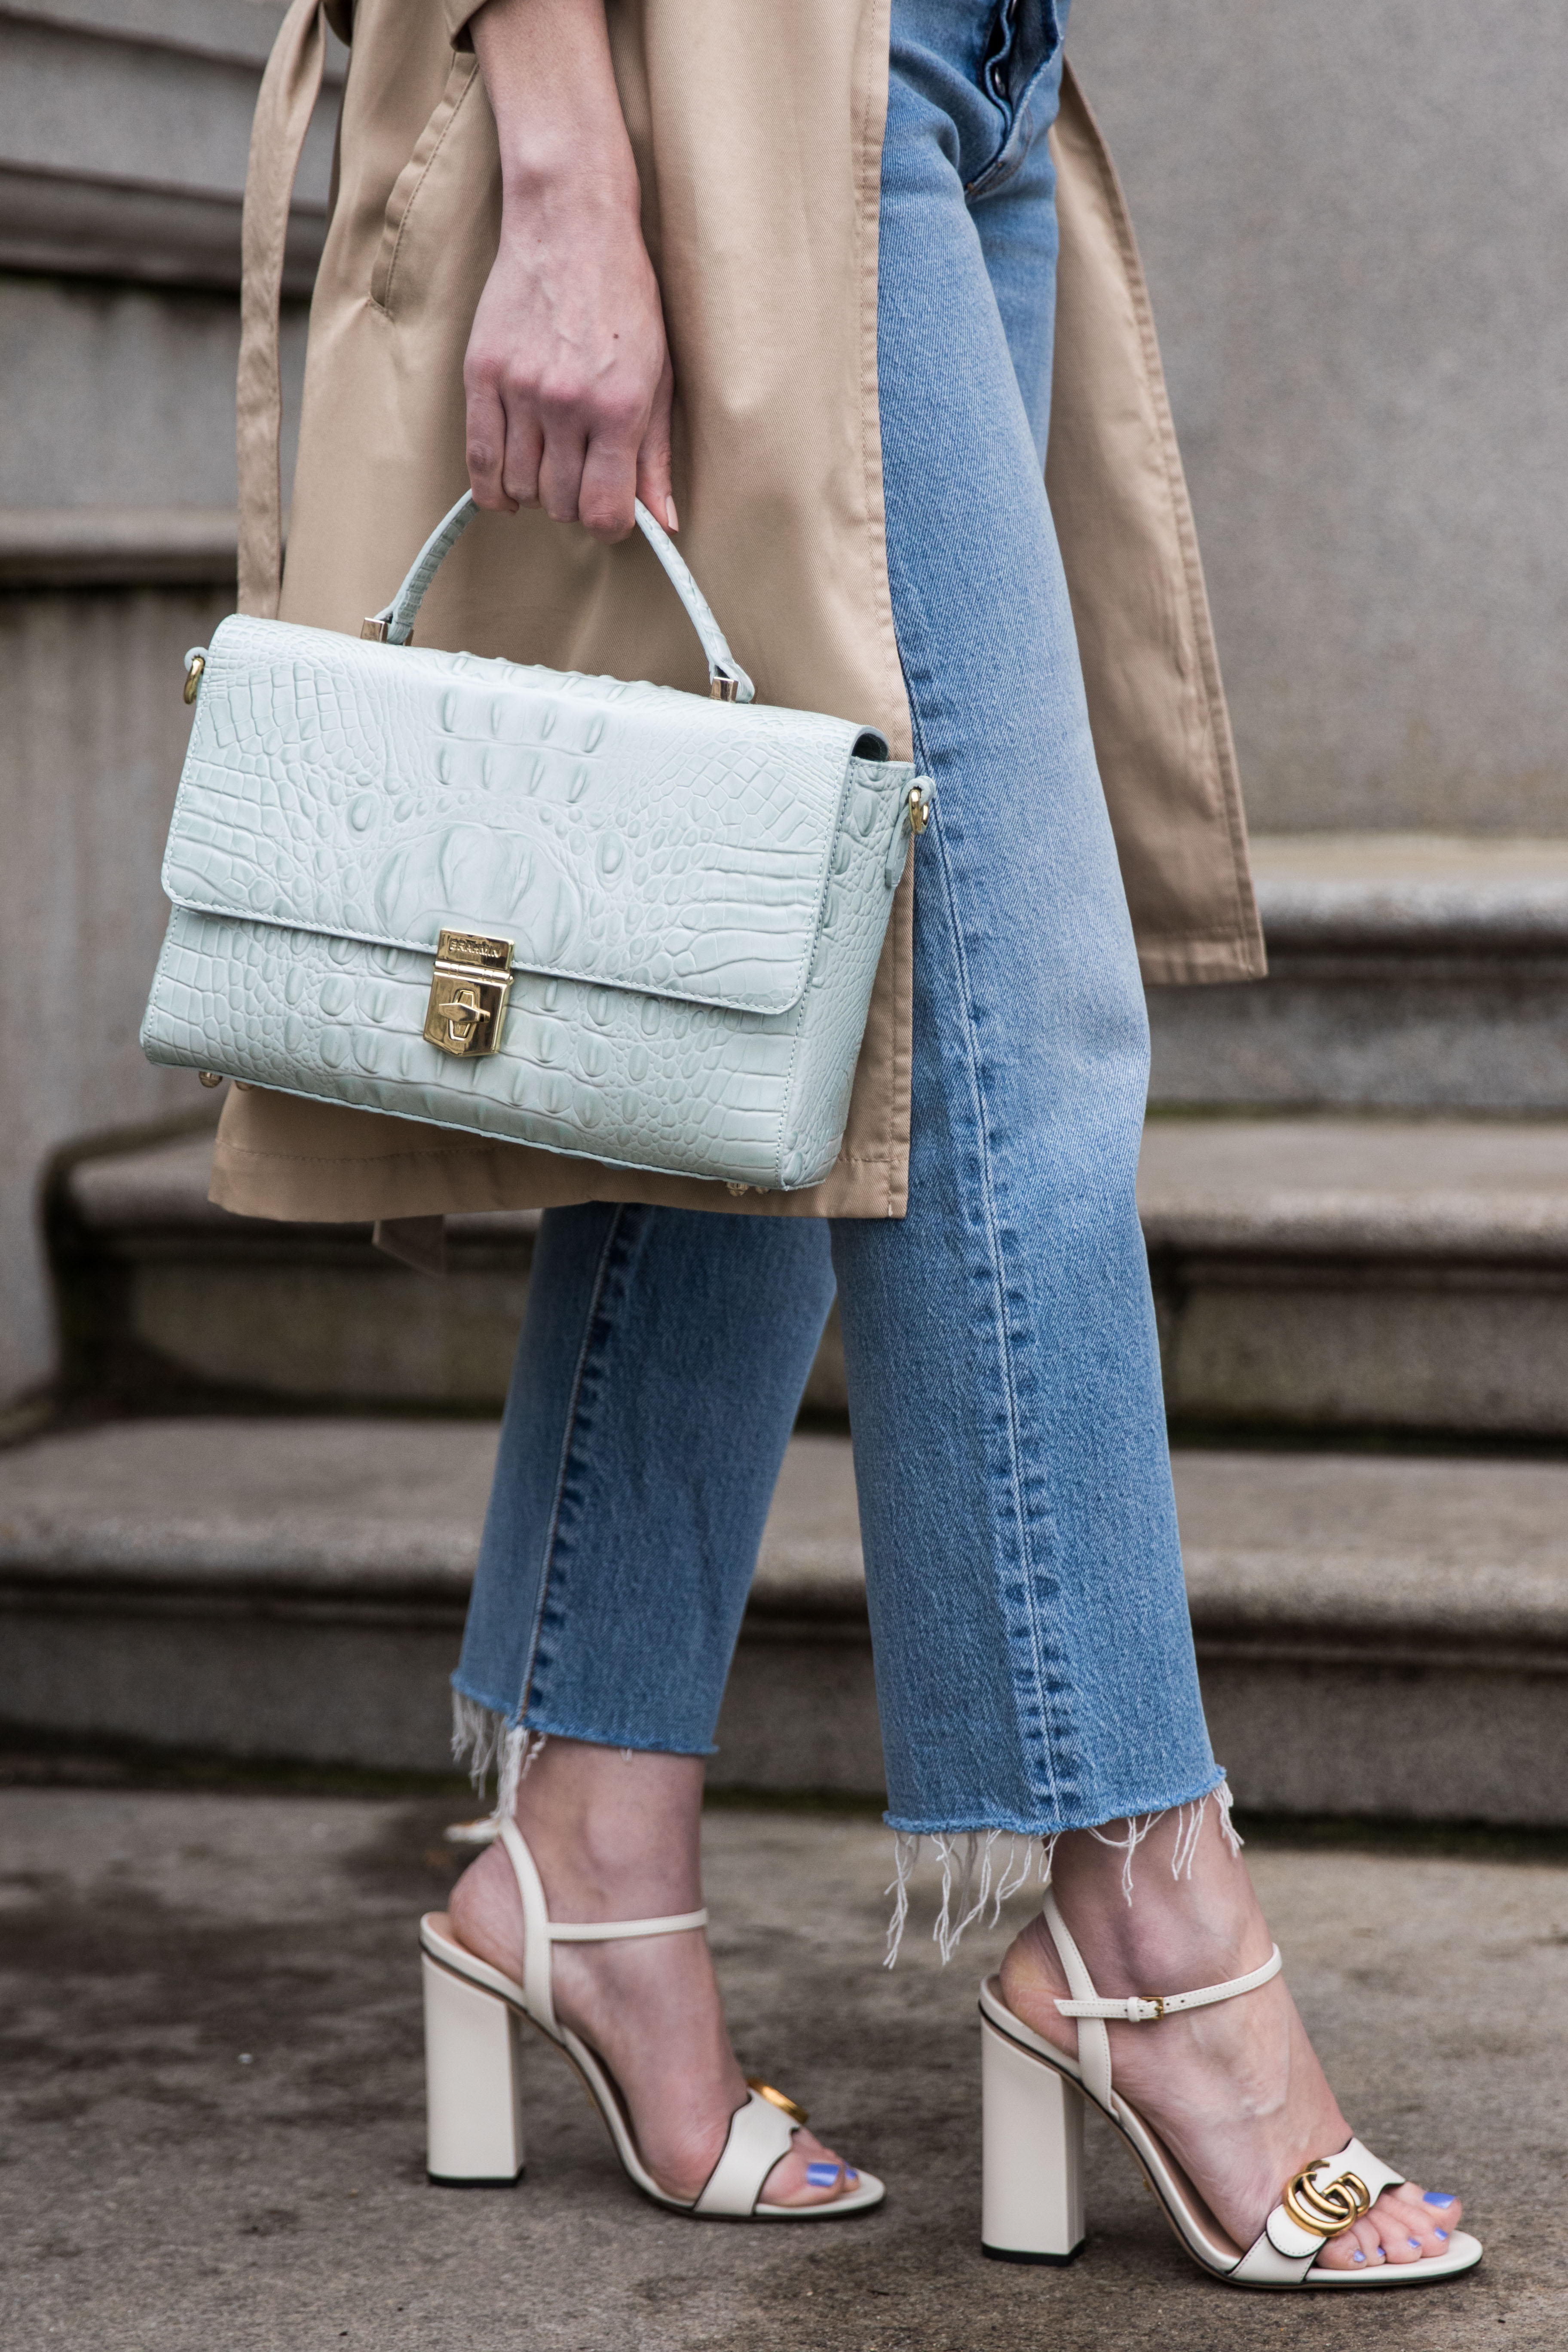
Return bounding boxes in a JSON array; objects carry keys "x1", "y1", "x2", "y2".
[
  {"x1": 879, "y1": 1764, "x2": 1228, "y2": 1845},
  {"x1": 882, "y1": 1778, "x2": 1241, "y2": 1968},
  {"x1": 449, "y1": 1687, "x2": 717, "y2": 1823}
]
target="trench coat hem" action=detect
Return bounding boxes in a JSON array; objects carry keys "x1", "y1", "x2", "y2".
[{"x1": 208, "y1": 1124, "x2": 900, "y2": 1225}]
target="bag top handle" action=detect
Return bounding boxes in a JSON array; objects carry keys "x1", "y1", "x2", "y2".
[{"x1": 361, "y1": 493, "x2": 755, "y2": 703}]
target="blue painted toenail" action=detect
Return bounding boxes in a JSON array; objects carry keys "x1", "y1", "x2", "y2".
[
  {"x1": 1435, "y1": 2228, "x2": 1448, "y2": 2241},
  {"x1": 1423, "y1": 2191, "x2": 1456, "y2": 2208},
  {"x1": 806, "y1": 2162, "x2": 841, "y2": 2187},
  {"x1": 1407, "y1": 2236, "x2": 1421, "y2": 2249},
  {"x1": 1351, "y1": 2252, "x2": 1366, "y2": 2264},
  {"x1": 845, "y1": 2169, "x2": 859, "y2": 2185}
]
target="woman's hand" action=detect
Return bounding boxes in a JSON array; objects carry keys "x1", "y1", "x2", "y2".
[{"x1": 465, "y1": 0, "x2": 675, "y2": 542}]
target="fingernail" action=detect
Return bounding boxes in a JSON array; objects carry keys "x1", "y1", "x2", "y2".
[
  {"x1": 1423, "y1": 2190, "x2": 1456, "y2": 2208},
  {"x1": 806, "y1": 2162, "x2": 840, "y2": 2187}
]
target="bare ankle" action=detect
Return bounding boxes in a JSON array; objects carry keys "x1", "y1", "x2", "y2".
[
  {"x1": 508, "y1": 1737, "x2": 707, "y2": 1916},
  {"x1": 1008, "y1": 1801, "x2": 1270, "y2": 1994}
]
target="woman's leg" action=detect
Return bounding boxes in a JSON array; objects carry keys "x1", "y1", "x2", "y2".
[
  {"x1": 834, "y1": 0, "x2": 1213, "y2": 1845},
  {"x1": 835, "y1": 1, "x2": 1464, "y2": 2265},
  {"x1": 453, "y1": 1200, "x2": 835, "y2": 1763},
  {"x1": 447, "y1": 1202, "x2": 860, "y2": 2203}
]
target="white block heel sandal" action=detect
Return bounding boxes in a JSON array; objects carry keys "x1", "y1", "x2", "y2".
[
  {"x1": 978, "y1": 1890, "x2": 1481, "y2": 2287},
  {"x1": 420, "y1": 1819, "x2": 884, "y2": 2220}
]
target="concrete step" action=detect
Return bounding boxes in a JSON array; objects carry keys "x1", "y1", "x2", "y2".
[
  {"x1": 58, "y1": 1115, "x2": 1568, "y2": 1435},
  {"x1": 1150, "y1": 833, "x2": 1568, "y2": 1111},
  {"x1": 1143, "y1": 1115, "x2": 1568, "y2": 1435},
  {"x1": 2, "y1": 1419, "x2": 1565, "y2": 1824},
  {"x1": 54, "y1": 1131, "x2": 851, "y2": 1419}
]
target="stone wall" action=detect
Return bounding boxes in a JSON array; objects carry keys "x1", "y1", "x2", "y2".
[
  {"x1": 0, "y1": 0, "x2": 334, "y2": 1418},
  {"x1": 1066, "y1": 0, "x2": 1568, "y2": 834}
]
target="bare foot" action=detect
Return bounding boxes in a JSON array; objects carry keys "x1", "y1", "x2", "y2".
[
  {"x1": 446, "y1": 1738, "x2": 860, "y2": 2208},
  {"x1": 996, "y1": 1809, "x2": 1464, "y2": 2270}
]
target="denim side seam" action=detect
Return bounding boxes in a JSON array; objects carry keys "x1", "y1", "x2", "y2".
[
  {"x1": 518, "y1": 1203, "x2": 639, "y2": 1732},
  {"x1": 449, "y1": 1202, "x2": 630, "y2": 1741},
  {"x1": 900, "y1": 680, "x2": 1069, "y2": 1823}
]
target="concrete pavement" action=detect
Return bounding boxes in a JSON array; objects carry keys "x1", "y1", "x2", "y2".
[{"x1": 0, "y1": 1786, "x2": 1562, "y2": 2350}]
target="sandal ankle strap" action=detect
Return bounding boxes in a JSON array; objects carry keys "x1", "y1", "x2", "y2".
[
  {"x1": 496, "y1": 1819, "x2": 707, "y2": 2034},
  {"x1": 1055, "y1": 1943, "x2": 1281, "y2": 2023},
  {"x1": 548, "y1": 1910, "x2": 710, "y2": 1942},
  {"x1": 1041, "y1": 1886, "x2": 1283, "y2": 2112}
]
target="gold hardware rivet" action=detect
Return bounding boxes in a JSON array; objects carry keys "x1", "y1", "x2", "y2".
[
  {"x1": 907, "y1": 786, "x2": 931, "y2": 836},
  {"x1": 183, "y1": 653, "x2": 206, "y2": 705},
  {"x1": 197, "y1": 1071, "x2": 224, "y2": 1089}
]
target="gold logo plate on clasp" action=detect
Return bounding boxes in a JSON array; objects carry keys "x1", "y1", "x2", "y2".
[{"x1": 423, "y1": 928, "x2": 514, "y2": 1058}]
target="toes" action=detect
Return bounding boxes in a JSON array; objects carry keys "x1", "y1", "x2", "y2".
[
  {"x1": 760, "y1": 2127, "x2": 861, "y2": 2208},
  {"x1": 1317, "y1": 2214, "x2": 1387, "y2": 2270},
  {"x1": 1381, "y1": 2182, "x2": 1461, "y2": 2259},
  {"x1": 1316, "y1": 2181, "x2": 1464, "y2": 2270}
]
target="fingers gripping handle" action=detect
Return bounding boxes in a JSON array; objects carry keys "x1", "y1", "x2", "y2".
[{"x1": 364, "y1": 493, "x2": 755, "y2": 703}]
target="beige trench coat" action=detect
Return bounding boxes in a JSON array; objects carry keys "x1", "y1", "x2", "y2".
[{"x1": 211, "y1": 0, "x2": 1264, "y2": 1234}]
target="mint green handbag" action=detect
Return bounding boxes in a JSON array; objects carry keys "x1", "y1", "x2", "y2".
[{"x1": 141, "y1": 494, "x2": 929, "y2": 1194}]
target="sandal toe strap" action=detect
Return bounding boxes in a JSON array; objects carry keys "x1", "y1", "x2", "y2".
[
  {"x1": 1233, "y1": 2138, "x2": 1408, "y2": 2283},
  {"x1": 693, "y1": 2088, "x2": 799, "y2": 2216}
]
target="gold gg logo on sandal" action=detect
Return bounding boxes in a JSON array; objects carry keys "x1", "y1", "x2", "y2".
[{"x1": 1281, "y1": 2161, "x2": 1373, "y2": 2237}]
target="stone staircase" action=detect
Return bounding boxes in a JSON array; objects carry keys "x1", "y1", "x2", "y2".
[
  {"x1": 6, "y1": 831, "x2": 1567, "y2": 1818},
  {"x1": 55, "y1": 1117, "x2": 1568, "y2": 1438},
  {"x1": 3, "y1": 1418, "x2": 1565, "y2": 1823}
]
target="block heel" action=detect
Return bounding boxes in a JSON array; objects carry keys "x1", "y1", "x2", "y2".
[
  {"x1": 980, "y1": 2013, "x2": 1086, "y2": 2263},
  {"x1": 422, "y1": 1948, "x2": 525, "y2": 2185}
]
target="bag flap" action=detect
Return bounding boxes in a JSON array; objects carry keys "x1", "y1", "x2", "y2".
[{"x1": 164, "y1": 615, "x2": 884, "y2": 1019}]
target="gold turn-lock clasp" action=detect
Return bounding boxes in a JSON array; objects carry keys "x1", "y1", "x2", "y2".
[{"x1": 423, "y1": 928, "x2": 514, "y2": 1059}]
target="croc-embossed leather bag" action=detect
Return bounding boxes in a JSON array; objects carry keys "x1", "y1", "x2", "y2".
[{"x1": 140, "y1": 493, "x2": 931, "y2": 1194}]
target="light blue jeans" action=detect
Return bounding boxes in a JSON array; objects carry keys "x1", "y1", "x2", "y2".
[{"x1": 455, "y1": 0, "x2": 1222, "y2": 1838}]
